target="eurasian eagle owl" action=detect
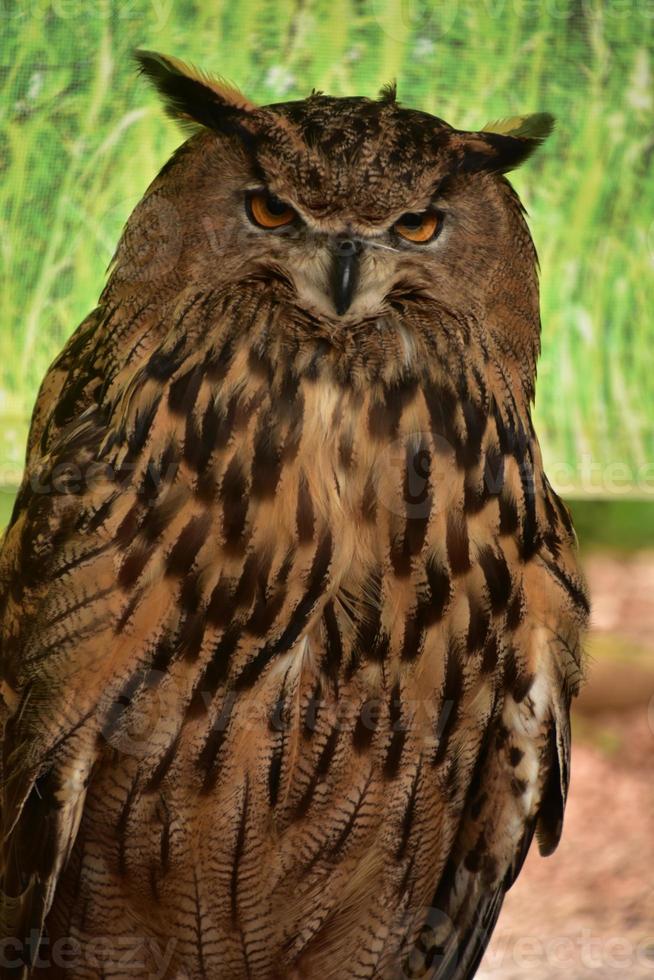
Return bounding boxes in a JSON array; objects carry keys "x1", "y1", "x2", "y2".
[{"x1": 0, "y1": 51, "x2": 589, "y2": 979}]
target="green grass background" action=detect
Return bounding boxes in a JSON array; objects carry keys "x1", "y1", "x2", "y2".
[{"x1": 1, "y1": 0, "x2": 653, "y2": 505}]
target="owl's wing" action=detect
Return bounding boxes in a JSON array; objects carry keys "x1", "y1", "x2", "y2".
[
  {"x1": 427, "y1": 692, "x2": 571, "y2": 980},
  {"x1": 406, "y1": 520, "x2": 582, "y2": 980},
  {"x1": 0, "y1": 309, "x2": 110, "y2": 970},
  {"x1": 0, "y1": 298, "x2": 191, "y2": 965},
  {"x1": 0, "y1": 284, "x2": 319, "y2": 969},
  {"x1": 23, "y1": 308, "x2": 105, "y2": 462}
]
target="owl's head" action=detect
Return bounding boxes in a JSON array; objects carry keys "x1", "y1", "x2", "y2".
[{"x1": 133, "y1": 51, "x2": 552, "y2": 367}]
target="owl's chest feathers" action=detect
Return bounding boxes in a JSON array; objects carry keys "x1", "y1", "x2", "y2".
[
  {"x1": 106, "y1": 309, "x2": 541, "y2": 694},
  {"x1": 260, "y1": 368, "x2": 428, "y2": 563}
]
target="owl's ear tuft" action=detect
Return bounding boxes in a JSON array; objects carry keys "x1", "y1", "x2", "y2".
[
  {"x1": 456, "y1": 113, "x2": 554, "y2": 174},
  {"x1": 134, "y1": 50, "x2": 259, "y2": 136},
  {"x1": 481, "y1": 113, "x2": 555, "y2": 142}
]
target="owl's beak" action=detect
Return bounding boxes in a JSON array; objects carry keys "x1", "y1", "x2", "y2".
[{"x1": 331, "y1": 238, "x2": 361, "y2": 316}]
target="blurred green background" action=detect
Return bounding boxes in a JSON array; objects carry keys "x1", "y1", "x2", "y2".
[{"x1": 1, "y1": 0, "x2": 653, "y2": 511}]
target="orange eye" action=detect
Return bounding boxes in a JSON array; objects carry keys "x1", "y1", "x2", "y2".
[
  {"x1": 247, "y1": 190, "x2": 296, "y2": 229},
  {"x1": 394, "y1": 210, "x2": 440, "y2": 243}
]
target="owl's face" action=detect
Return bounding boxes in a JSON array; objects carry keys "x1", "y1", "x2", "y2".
[
  {"x1": 228, "y1": 143, "x2": 502, "y2": 322},
  {"x1": 130, "y1": 53, "x2": 552, "y2": 370}
]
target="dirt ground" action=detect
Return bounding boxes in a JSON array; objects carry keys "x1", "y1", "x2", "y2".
[{"x1": 483, "y1": 552, "x2": 654, "y2": 978}]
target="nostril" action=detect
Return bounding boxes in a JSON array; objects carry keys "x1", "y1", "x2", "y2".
[{"x1": 336, "y1": 238, "x2": 357, "y2": 256}]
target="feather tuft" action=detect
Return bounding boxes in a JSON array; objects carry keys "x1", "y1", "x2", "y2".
[
  {"x1": 134, "y1": 50, "x2": 258, "y2": 134},
  {"x1": 378, "y1": 80, "x2": 398, "y2": 104},
  {"x1": 481, "y1": 113, "x2": 555, "y2": 143}
]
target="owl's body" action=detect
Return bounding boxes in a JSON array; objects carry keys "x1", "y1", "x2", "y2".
[{"x1": 0, "y1": 56, "x2": 588, "y2": 979}]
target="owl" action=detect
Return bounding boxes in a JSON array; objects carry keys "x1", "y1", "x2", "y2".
[{"x1": 0, "y1": 51, "x2": 588, "y2": 979}]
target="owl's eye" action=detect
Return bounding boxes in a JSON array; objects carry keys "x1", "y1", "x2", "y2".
[
  {"x1": 394, "y1": 210, "x2": 440, "y2": 244},
  {"x1": 246, "y1": 190, "x2": 297, "y2": 229}
]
